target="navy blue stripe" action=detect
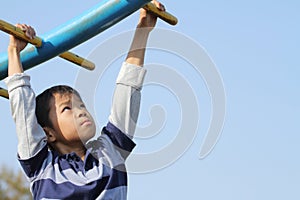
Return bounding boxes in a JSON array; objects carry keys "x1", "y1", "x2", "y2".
[
  {"x1": 19, "y1": 145, "x2": 48, "y2": 178},
  {"x1": 106, "y1": 164, "x2": 128, "y2": 190},
  {"x1": 56, "y1": 152, "x2": 85, "y2": 172},
  {"x1": 103, "y1": 122, "x2": 136, "y2": 159},
  {"x1": 31, "y1": 165, "x2": 128, "y2": 199},
  {"x1": 32, "y1": 176, "x2": 109, "y2": 200}
]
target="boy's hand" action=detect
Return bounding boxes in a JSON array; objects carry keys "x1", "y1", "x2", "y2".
[
  {"x1": 138, "y1": 0, "x2": 166, "y2": 30},
  {"x1": 126, "y1": 1, "x2": 165, "y2": 66},
  {"x1": 7, "y1": 24, "x2": 36, "y2": 76},
  {"x1": 9, "y1": 24, "x2": 36, "y2": 53}
]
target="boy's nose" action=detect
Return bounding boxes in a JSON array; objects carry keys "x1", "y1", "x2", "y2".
[
  {"x1": 78, "y1": 112, "x2": 87, "y2": 118},
  {"x1": 76, "y1": 108, "x2": 87, "y2": 118}
]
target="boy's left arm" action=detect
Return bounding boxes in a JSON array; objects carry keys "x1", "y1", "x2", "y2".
[
  {"x1": 108, "y1": 28, "x2": 150, "y2": 139},
  {"x1": 107, "y1": 1, "x2": 164, "y2": 139},
  {"x1": 98, "y1": 2, "x2": 164, "y2": 163}
]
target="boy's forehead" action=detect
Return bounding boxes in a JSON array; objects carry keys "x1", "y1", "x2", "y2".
[{"x1": 51, "y1": 93, "x2": 82, "y2": 105}]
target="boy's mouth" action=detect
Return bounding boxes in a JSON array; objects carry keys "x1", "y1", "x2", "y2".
[{"x1": 80, "y1": 119, "x2": 92, "y2": 126}]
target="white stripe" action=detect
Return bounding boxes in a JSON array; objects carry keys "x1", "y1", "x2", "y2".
[{"x1": 33, "y1": 160, "x2": 107, "y2": 186}]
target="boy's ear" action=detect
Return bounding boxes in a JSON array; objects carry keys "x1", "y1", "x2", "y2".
[{"x1": 43, "y1": 127, "x2": 56, "y2": 143}]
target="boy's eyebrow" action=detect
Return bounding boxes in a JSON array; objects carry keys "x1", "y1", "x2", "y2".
[
  {"x1": 58, "y1": 97, "x2": 82, "y2": 108},
  {"x1": 58, "y1": 100, "x2": 71, "y2": 107}
]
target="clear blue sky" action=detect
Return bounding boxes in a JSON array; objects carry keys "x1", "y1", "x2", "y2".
[{"x1": 0, "y1": 0, "x2": 299, "y2": 199}]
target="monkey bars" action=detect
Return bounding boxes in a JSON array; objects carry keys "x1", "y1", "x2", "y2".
[{"x1": 0, "y1": 0, "x2": 177, "y2": 83}]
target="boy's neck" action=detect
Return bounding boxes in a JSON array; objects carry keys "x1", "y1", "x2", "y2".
[{"x1": 53, "y1": 142, "x2": 87, "y2": 161}]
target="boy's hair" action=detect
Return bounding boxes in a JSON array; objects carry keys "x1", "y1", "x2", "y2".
[{"x1": 35, "y1": 85, "x2": 82, "y2": 128}]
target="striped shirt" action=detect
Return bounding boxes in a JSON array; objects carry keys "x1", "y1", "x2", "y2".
[{"x1": 5, "y1": 62, "x2": 146, "y2": 199}]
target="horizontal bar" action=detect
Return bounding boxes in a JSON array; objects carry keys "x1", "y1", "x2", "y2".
[
  {"x1": 0, "y1": 87, "x2": 8, "y2": 99},
  {"x1": 59, "y1": 52, "x2": 95, "y2": 70}
]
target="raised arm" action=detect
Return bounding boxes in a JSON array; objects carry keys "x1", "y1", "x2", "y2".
[
  {"x1": 5, "y1": 24, "x2": 47, "y2": 159},
  {"x1": 108, "y1": 1, "x2": 165, "y2": 138},
  {"x1": 126, "y1": 0, "x2": 165, "y2": 66}
]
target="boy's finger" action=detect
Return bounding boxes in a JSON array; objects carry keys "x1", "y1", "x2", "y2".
[
  {"x1": 16, "y1": 23, "x2": 26, "y2": 31},
  {"x1": 152, "y1": 1, "x2": 166, "y2": 11},
  {"x1": 25, "y1": 29, "x2": 32, "y2": 39},
  {"x1": 25, "y1": 32, "x2": 32, "y2": 39},
  {"x1": 158, "y1": 3, "x2": 166, "y2": 11},
  {"x1": 28, "y1": 27, "x2": 36, "y2": 39},
  {"x1": 31, "y1": 27, "x2": 36, "y2": 37},
  {"x1": 22, "y1": 24, "x2": 34, "y2": 39}
]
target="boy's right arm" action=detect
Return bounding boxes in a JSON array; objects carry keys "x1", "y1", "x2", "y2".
[
  {"x1": 5, "y1": 74, "x2": 47, "y2": 159},
  {"x1": 5, "y1": 24, "x2": 47, "y2": 160}
]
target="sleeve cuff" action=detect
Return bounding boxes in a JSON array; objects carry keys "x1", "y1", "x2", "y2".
[
  {"x1": 4, "y1": 73, "x2": 31, "y2": 93},
  {"x1": 116, "y1": 62, "x2": 147, "y2": 90}
]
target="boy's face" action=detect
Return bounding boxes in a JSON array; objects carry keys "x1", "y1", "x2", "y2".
[{"x1": 48, "y1": 93, "x2": 96, "y2": 146}]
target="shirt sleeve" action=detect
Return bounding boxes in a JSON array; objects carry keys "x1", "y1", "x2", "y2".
[
  {"x1": 86, "y1": 123, "x2": 136, "y2": 168},
  {"x1": 108, "y1": 62, "x2": 147, "y2": 138},
  {"x1": 4, "y1": 73, "x2": 47, "y2": 159}
]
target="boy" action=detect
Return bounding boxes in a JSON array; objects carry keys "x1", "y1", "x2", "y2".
[{"x1": 4, "y1": 1, "x2": 165, "y2": 199}]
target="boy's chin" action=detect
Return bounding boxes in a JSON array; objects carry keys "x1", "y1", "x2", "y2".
[{"x1": 79, "y1": 130, "x2": 96, "y2": 143}]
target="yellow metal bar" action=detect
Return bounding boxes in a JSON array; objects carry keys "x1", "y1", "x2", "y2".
[
  {"x1": 0, "y1": 19, "x2": 95, "y2": 70},
  {"x1": 0, "y1": 87, "x2": 9, "y2": 99},
  {"x1": 143, "y1": 3, "x2": 178, "y2": 26},
  {"x1": 59, "y1": 52, "x2": 95, "y2": 70}
]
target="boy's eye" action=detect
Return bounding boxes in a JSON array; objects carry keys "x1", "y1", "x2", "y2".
[
  {"x1": 62, "y1": 106, "x2": 71, "y2": 112},
  {"x1": 80, "y1": 104, "x2": 86, "y2": 108}
]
